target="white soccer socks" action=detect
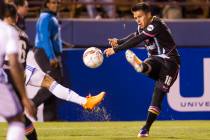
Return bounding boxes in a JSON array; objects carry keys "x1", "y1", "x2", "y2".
[
  {"x1": 7, "y1": 122, "x2": 25, "y2": 140},
  {"x1": 49, "y1": 81, "x2": 87, "y2": 105}
]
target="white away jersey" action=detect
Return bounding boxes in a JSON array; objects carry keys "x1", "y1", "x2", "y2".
[{"x1": 0, "y1": 20, "x2": 19, "y2": 67}]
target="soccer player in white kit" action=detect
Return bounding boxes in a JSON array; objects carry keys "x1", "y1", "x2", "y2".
[
  {"x1": 3, "y1": 3, "x2": 105, "y2": 112},
  {"x1": 3, "y1": 3, "x2": 105, "y2": 140},
  {"x1": 0, "y1": 1, "x2": 36, "y2": 140}
]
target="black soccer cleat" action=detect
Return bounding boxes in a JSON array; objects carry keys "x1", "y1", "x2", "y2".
[{"x1": 137, "y1": 128, "x2": 149, "y2": 137}]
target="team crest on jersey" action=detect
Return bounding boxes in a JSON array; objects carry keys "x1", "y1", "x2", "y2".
[{"x1": 147, "y1": 25, "x2": 154, "y2": 31}]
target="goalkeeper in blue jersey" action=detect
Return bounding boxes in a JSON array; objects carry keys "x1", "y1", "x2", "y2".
[{"x1": 34, "y1": 0, "x2": 66, "y2": 121}]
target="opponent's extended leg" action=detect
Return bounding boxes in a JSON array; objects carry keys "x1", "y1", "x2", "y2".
[
  {"x1": 42, "y1": 75, "x2": 106, "y2": 110},
  {"x1": 26, "y1": 64, "x2": 106, "y2": 111}
]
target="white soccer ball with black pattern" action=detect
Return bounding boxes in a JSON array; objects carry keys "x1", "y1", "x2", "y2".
[{"x1": 83, "y1": 47, "x2": 104, "y2": 68}]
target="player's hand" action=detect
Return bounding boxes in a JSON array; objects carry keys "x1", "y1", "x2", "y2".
[
  {"x1": 108, "y1": 38, "x2": 118, "y2": 48},
  {"x1": 50, "y1": 58, "x2": 58, "y2": 68},
  {"x1": 22, "y1": 98, "x2": 37, "y2": 120},
  {"x1": 104, "y1": 48, "x2": 115, "y2": 57}
]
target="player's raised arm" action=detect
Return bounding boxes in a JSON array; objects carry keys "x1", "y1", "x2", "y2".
[
  {"x1": 117, "y1": 32, "x2": 138, "y2": 44},
  {"x1": 104, "y1": 33, "x2": 149, "y2": 57},
  {"x1": 108, "y1": 32, "x2": 137, "y2": 48},
  {"x1": 113, "y1": 33, "x2": 149, "y2": 53}
]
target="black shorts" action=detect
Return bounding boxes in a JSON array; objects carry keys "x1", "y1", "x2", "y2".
[
  {"x1": 34, "y1": 48, "x2": 63, "y2": 82},
  {"x1": 144, "y1": 56, "x2": 179, "y2": 90}
]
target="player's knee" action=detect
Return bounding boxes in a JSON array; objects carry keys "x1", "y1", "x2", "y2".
[
  {"x1": 7, "y1": 113, "x2": 24, "y2": 123},
  {"x1": 148, "y1": 105, "x2": 160, "y2": 115},
  {"x1": 41, "y1": 75, "x2": 54, "y2": 89},
  {"x1": 141, "y1": 63, "x2": 151, "y2": 74}
]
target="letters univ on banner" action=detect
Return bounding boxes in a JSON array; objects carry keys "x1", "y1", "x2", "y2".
[{"x1": 168, "y1": 58, "x2": 210, "y2": 112}]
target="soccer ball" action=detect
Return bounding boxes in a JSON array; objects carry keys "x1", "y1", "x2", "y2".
[{"x1": 83, "y1": 47, "x2": 104, "y2": 68}]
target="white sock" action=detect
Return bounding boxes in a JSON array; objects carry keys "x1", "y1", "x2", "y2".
[
  {"x1": 49, "y1": 81, "x2": 87, "y2": 105},
  {"x1": 7, "y1": 121, "x2": 25, "y2": 140}
]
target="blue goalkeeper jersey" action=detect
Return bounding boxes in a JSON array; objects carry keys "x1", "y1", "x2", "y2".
[{"x1": 35, "y1": 11, "x2": 62, "y2": 60}]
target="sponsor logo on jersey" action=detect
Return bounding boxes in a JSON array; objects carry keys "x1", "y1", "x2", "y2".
[
  {"x1": 147, "y1": 25, "x2": 154, "y2": 31},
  {"x1": 145, "y1": 43, "x2": 156, "y2": 50}
]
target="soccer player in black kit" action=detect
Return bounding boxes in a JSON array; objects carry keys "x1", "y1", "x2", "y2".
[{"x1": 104, "y1": 2, "x2": 180, "y2": 137}]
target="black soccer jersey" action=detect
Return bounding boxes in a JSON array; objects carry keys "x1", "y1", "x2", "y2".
[
  {"x1": 17, "y1": 13, "x2": 26, "y2": 31},
  {"x1": 4, "y1": 25, "x2": 32, "y2": 68},
  {"x1": 114, "y1": 16, "x2": 180, "y2": 64}
]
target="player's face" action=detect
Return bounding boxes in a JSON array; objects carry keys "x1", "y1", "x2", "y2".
[
  {"x1": 19, "y1": 1, "x2": 29, "y2": 17},
  {"x1": 47, "y1": 0, "x2": 59, "y2": 13},
  {"x1": 133, "y1": 10, "x2": 151, "y2": 29}
]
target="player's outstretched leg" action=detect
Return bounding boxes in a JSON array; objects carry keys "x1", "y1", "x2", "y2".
[
  {"x1": 44, "y1": 75, "x2": 106, "y2": 111},
  {"x1": 125, "y1": 50, "x2": 143, "y2": 72},
  {"x1": 26, "y1": 64, "x2": 106, "y2": 111}
]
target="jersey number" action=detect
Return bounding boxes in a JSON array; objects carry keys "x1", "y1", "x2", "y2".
[
  {"x1": 19, "y1": 40, "x2": 27, "y2": 63},
  {"x1": 164, "y1": 75, "x2": 172, "y2": 86}
]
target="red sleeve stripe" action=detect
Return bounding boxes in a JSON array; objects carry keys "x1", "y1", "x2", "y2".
[{"x1": 142, "y1": 31, "x2": 156, "y2": 37}]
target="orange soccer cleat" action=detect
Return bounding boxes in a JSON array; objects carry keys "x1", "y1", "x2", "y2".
[{"x1": 83, "y1": 91, "x2": 106, "y2": 110}]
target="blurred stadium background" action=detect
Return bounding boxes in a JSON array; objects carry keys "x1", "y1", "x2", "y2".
[
  {"x1": 1, "y1": 0, "x2": 210, "y2": 139},
  {"x1": 22, "y1": 0, "x2": 210, "y2": 19}
]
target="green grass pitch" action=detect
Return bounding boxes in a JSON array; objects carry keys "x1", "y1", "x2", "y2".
[{"x1": 0, "y1": 121, "x2": 210, "y2": 140}]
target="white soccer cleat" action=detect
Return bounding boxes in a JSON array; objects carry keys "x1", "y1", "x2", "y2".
[{"x1": 125, "y1": 49, "x2": 142, "y2": 72}]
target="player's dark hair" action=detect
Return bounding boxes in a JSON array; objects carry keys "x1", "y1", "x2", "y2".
[
  {"x1": 43, "y1": 0, "x2": 50, "y2": 8},
  {"x1": 131, "y1": 2, "x2": 151, "y2": 13},
  {"x1": 4, "y1": 4, "x2": 17, "y2": 20},
  {"x1": 14, "y1": 0, "x2": 25, "y2": 6},
  {"x1": 0, "y1": 0, "x2": 5, "y2": 19},
  {"x1": 43, "y1": 0, "x2": 58, "y2": 9}
]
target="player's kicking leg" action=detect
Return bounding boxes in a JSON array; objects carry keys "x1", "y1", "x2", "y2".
[
  {"x1": 26, "y1": 65, "x2": 105, "y2": 111},
  {"x1": 125, "y1": 50, "x2": 143, "y2": 72},
  {"x1": 125, "y1": 49, "x2": 155, "y2": 79}
]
